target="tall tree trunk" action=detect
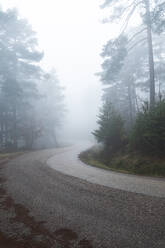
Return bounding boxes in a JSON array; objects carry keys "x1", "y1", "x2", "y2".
[
  {"x1": 4, "y1": 111, "x2": 8, "y2": 149},
  {"x1": 53, "y1": 128, "x2": 58, "y2": 147},
  {"x1": 0, "y1": 111, "x2": 4, "y2": 150},
  {"x1": 13, "y1": 105, "x2": 18, "y2": 150},
  {"x1": 127, "y1": 78, "x2": 136, "y2": 128},
  {"x1": 145, "y1": 0, "x2": 155, "y2": 107},
  {"x1": 128, "y1": 81, "x2": 133, "y2": 127}
]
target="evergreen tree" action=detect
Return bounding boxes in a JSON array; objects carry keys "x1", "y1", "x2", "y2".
[
  {"x1": 131, "y1": 100, "x2": 165, "y2": 155},
  {"x1": 99, "y1": 28, "x2": 165, "y2": 130},
  {"x1": 0, "y1": 8, "x2": 43, "y2": 150},
  {"x1": 93, "y1": 101, "x2": 125, "y2": 153},
  {"x1": 101, "y1": 0, "x2": 165, "y2": 107}
]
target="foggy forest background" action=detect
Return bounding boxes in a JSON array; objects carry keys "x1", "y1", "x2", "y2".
[{"x1": 0, "y1": 0, "x2": 165, "y2": 176}]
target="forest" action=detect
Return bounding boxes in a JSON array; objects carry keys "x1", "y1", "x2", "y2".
[
  {"x1": 80, "y1": 0, "x2": 165, "y2": 176},
  {"x1": 0, "y1": 8, "x2": 65, "y2": 151},
  {"x1": 0, "y1": 1, "x2": 165, "y2": 247},
  {"x1": 1, "y1": 1, "x2": 165, "y2": 176}
]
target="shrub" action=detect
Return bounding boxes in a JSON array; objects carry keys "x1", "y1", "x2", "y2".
[{"x1": 131, "y1": 100, "x2": 165, "y2": 155}]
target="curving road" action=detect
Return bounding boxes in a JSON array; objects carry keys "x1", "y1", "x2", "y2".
[
  {"x1": 0, "y1": 144, "x2": 165, "y2": 248},
  {"x1": 48, "y1": 143, "x2": 165, "y2": 198}
]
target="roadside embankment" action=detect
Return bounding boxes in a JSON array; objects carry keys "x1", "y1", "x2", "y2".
[{"x1": 79, "y1": 146, "x2": 165, "y2": 177}]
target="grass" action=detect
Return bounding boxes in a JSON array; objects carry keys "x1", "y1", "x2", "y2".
[
  {"x1": 79, "y1": 146, "x2": 165, "y2": 177},
  {"x1": 0, "y1": 151, "x2": 24, "y2": 165}
]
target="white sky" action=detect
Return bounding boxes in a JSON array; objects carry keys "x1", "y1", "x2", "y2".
[{"x1": 1, "y1": 0, "x2": 122, "y2": 138}]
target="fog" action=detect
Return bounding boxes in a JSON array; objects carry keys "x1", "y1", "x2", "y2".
[
  {"x1": 0, "y1": 0, "x2": 162, "y2": 148},
  {"x1": 1, "y1": 0, "x2": 121, "y2": 142},
  {"x1": 0, "y1": 1, "x2": 165, "y2": 247}
]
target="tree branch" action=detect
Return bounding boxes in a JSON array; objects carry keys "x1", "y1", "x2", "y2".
[
  {"x1": 119, "y1": 0, "x2": 142, "y2": 36},
  {"x1": 128, "y1": 27, "x2": 147, "y2": 44},
  {"x1": 128, "y1": 37, "x2": 147, "y2": 52}
]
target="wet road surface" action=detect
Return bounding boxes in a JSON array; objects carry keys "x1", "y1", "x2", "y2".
[{"x1": 0, "y1": 145, "x2": 165, "y2": 247}]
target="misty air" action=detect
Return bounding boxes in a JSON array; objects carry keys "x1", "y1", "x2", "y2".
[{"x1": 0, "y1": 0, "x2": 165, "y2": 247}]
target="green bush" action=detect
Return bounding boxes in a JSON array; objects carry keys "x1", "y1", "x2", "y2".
[
  {"x1": 93, "y1": 101, "x2": 125, "y2": 154},
  {"x1": 131, "y1": 100, "x2": 165, "y2": 155}
]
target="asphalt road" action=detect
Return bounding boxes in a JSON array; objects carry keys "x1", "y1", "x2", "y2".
[{"x1": 0, "y1": 145, "x2": 165, "y2": 248}]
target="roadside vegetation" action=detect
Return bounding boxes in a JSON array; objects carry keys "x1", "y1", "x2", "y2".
[
  {"x1": 80, "y1": 0, "x2": 165, "y2": 177},
  {"x1": 80, "y1": 96, "x2": 165, "y2": 177},
  {"x1": 80, "y1": 148, "x2": 165, "y2": 177},
  {"x1": 80, "y1": 100, "x2": 165, "y2": 177}
]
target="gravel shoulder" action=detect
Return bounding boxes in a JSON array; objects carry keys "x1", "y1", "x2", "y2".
[{"x1": 0, "y1": 146, "x2": 165, "y2": 248}]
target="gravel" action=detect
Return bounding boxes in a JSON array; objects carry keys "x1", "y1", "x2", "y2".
[{"x1": 0, "y1": 146, "x2": 165, "y2": 248}]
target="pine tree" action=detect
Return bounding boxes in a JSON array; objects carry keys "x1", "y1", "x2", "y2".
[
  {"x1": 0, "y1": 8, "x2": 43, "y2": 150},
  {"x1": 93, "y1": 101, "x2": 124, "y2": 153},
  {"x1": 101, "y1": 0, "x2": 165, "y2": 107}
]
